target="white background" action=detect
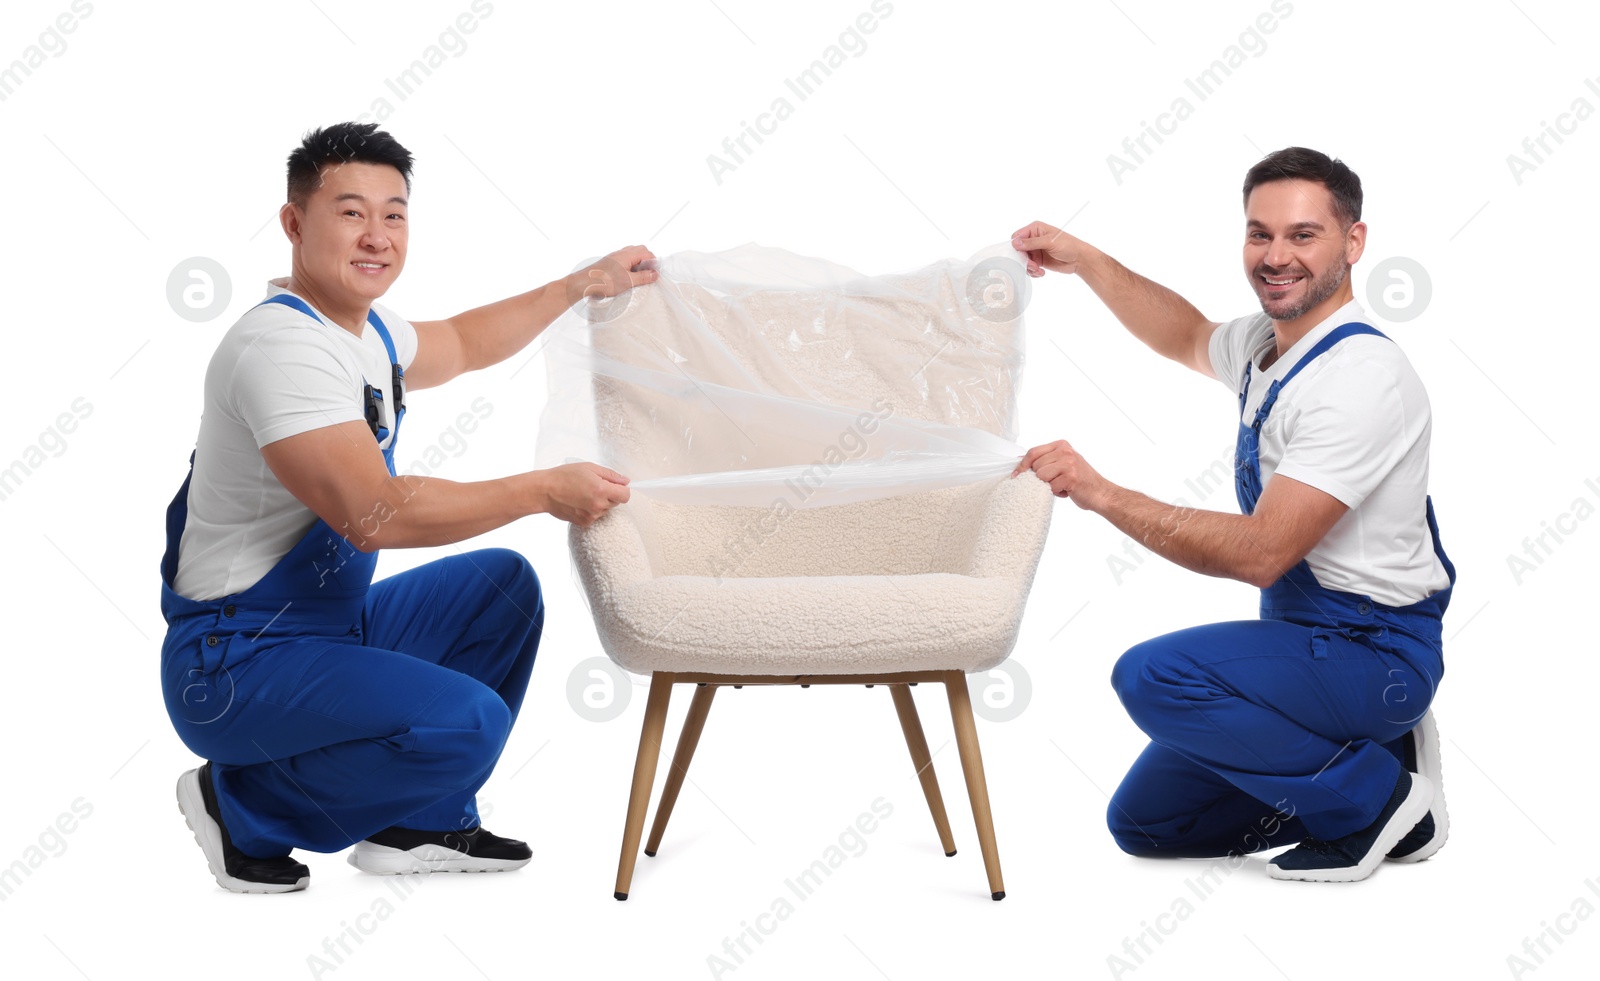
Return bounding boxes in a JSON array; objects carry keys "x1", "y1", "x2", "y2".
[{"x1": 1, "y1": 1, "x2": 1595, "y2": 979}]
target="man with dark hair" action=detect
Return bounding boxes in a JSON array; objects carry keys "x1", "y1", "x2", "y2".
[
  {"x1": 161, "y1": 121, "x2": 656, "y2": 893},
  {"x1": 1010, "y1": 146, "x2": 1454, "y2": 882}
]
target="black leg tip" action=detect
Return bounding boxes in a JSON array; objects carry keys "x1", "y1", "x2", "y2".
[
  {"x1": 643, "y1": 850, "x2": 656, "y2": 858},
  {"x1": 945, "y1": 849, "x2": 957, "y2": 857},
  {"x1": 614, "y1": 891, "x2": 629, "y2": 901},
  {"x1": 991, "y1": 890, "x2": 1006, "y2": 901}
]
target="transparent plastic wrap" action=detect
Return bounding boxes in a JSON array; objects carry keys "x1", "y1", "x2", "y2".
[{"x1": 535, "y1": 242, "x2": 1033, "y2": 508}]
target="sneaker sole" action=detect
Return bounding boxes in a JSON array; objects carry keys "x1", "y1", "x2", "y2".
[
  {"x1": 346, "y1": 842, "x2": 531, "y2": 875},
  {"x1": 175, "y1": 769, "x2": 308, "y2": 895},
  {"x1": 1389, "y1": 711, "x2": 1448, "y2": 863},
  {"x1": 1267, "y1": 773, "x2": 1434, "y2": 883}
]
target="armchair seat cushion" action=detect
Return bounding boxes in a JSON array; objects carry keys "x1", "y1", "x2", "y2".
[
  {"x1": 570, "y1": 473, "x2": 1055, "y2": 676},
  {"x1": 604, "y1": 572, "x2": 1025, "y2": 676}
]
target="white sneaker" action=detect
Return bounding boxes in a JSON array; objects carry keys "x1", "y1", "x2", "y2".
[
  {"x1": 1387, "y1": 710, "x2": 1448, "y2": 863},
  {"x1": 347, "y1": 825, "x2": 531, "y2": 875},
  {"x1": 1267, "y1": 771, "x2": 1433, "y2": 883},
  {"x1": 176, "y1": 764, "x2": 310, "y2": 893}
]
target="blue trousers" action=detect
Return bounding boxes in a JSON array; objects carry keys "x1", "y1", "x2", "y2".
[
  {"x1": 1106, "y1": 617, "x2": 1441, "y2": 856},
  {"x1": 162, "y1": 549, "x2": 543, "y2": 858}
]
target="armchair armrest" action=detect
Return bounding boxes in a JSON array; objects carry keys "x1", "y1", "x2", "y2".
[
  {"x1": 570, "y1": 499, "x2": 657, "y2": 605},
  {"x1": 966, "y1": 473, "x2": 1055, "y2": 580}
]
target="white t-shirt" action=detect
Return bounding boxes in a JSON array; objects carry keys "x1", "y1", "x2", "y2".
[
  {"x1": 172, "y1": 280, "x2": 418, "y2": 601},
  {"x1": 1207, "y1": 299, "x2": 1449, "y2": 607}
]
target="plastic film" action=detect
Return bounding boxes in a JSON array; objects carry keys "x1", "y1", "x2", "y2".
[{"x1": 536, "y1": 242, "x2": 1032, "y2": 508}]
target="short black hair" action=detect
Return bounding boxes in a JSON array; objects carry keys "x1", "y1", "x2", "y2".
[
  {"x1": 286, "y1": 122, "x2": 414, "y2": 206},
  {"x1": 1242, "y1": 147, "x2": 1362, "y2": 230}
]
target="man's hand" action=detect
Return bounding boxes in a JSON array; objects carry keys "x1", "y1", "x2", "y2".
[
  {"x1": 538, "y1": 462, "x2": 631, "y2": 527},
  {"x1": 1014, "y1": 439, "x2": 1110, "y2": 510},
  {"x1": 568, "y1": 245, "x2": 659, "y2": 303},
  {"x1": 1010, "y1": 221, "x2": 1099, "y2": 279}
]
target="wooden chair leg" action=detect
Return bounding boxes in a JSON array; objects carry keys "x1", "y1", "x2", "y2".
[
  {"x1": 943, "y1": 670, "x2": 1006, "y2": 900},
  {"x1": 645, "y1": 683, "x2": 718, "y2": 857},
  {"x1": 889, "y1": 684, "x2": 957, "y2": 857},
  {"x1": 614, "y1": 672, "x2": 673, "y2": 900}
]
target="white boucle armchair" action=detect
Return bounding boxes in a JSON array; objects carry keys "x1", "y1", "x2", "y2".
[{"x1": 560, "y1": 250, "x2": 1055, "y2": 901}]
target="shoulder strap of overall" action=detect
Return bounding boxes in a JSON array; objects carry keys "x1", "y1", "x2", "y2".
[
  {"x1": 364, "y1": 308, "x2": 399, "y2": 366},
  {"x1": 160, "y1": 450, "x2": 197, "y2": 588},
  {"x1": 258, "y1": 293, "x2": 400, "y2": 365},
  {"x1": 1276, "y1": 321, "x2": 1389, "y2": 390},
  {"x1": 1241, "y1": 321, "x2": 1391, "y2": 429}
]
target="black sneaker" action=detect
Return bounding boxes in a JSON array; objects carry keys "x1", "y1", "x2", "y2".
[
  {"x1": 176, "y1": 763, "x2": 310, "y2": 894},
  {"x1": 1267, "y1": 769, "x2": 1433, "y2": 882},
  {"x1": 1387, "y1": 710, "x2": 1448, "y2": 862},
  {"x1": 347, "y1": 824, "x2": 532, "y2": 874}
]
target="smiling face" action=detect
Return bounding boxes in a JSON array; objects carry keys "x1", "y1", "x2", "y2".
[
  {"x1": 1243, "y1": 178, "x2": 1364, "y2": 326},
  {"x1": 282, "y1": 161, "x2": 408, "y2": 314}
]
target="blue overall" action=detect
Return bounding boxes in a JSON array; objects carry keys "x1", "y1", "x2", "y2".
[
  {"x1": 1106, "y1": 323, "x2": 1456, "y2": 856},
  {"x1": 160, "y1": 294, "x2": 544, "y2": 859}
]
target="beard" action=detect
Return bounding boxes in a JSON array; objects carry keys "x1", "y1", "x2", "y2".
[{"x1": 1253, "y1": 251, "x2": 1349, "y2": 322}]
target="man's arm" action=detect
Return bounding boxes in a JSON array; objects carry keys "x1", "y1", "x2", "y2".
[
  {"x1": 260, "y1": 421, "x2": 630, "y2": 550},
  {"x1": 404, "y1": 245, "x2": 658, "y2": 390},
  {"x1": 1011, "y1": 221, "x2": 1218, "y2": 379},
  {"x1": 1015, "y1": 439, "x2": 1347, "y2": 588}
]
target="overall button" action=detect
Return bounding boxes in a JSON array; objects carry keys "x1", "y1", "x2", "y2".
[
  {"x1": 223, "y1": 604, "x2": 236, "y2": 618},
  {"x1": 1356, "y1": 602, "x2": 1373, "y2": 615},
  {"x1": 206, "y1": 635, "x2": 219, "y2": 647}
]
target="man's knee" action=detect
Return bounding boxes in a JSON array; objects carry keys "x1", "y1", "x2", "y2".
[
  {"x1": 1106, "y1": 797, "x2": 1163, "y2": 857},
  {"x1": 1110, "y1": 637, "x2": 1184, "y2": 715},
  {"x1": 473, "y1": 547, "x2": 541, "y2": 599},
  {"x1": 471, "y1": 689, "x2": 513, "y2": 754},
  {"x1": 425, "y1": 685, "x2": 513, "y2": 775}
]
